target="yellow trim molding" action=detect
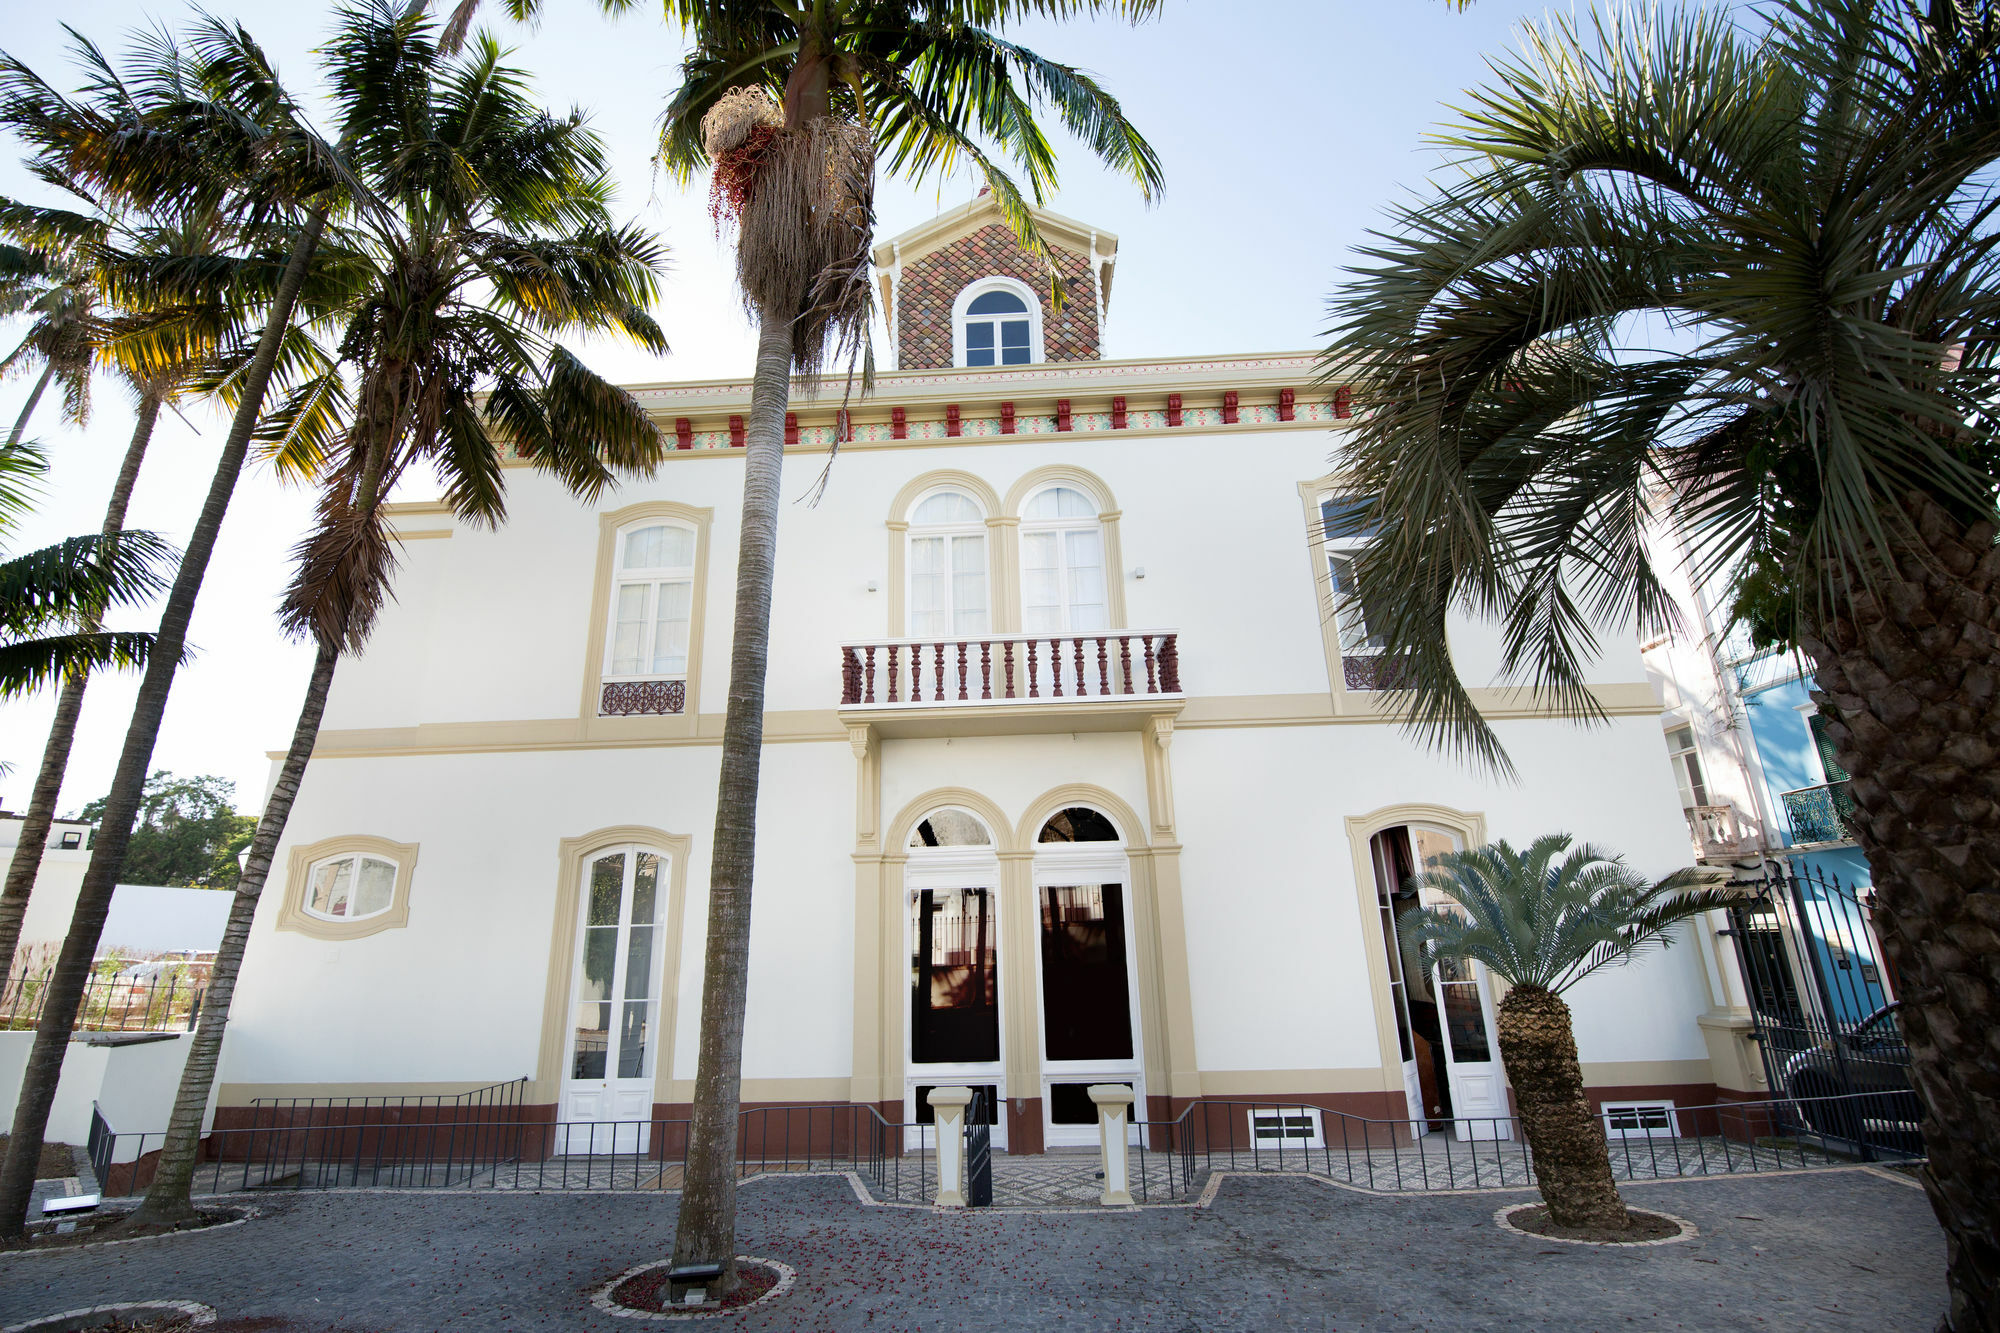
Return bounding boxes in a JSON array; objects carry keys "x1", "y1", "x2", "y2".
[
  {"x1": 275, "y1": 835, "x2": 420, "y2": 941},
  {"x1": 532, "y1": 825, "x2": 694, "y2": 1106}
]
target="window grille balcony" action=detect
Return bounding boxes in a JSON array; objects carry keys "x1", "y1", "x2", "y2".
[
  {"x1": 1341, "y1": 651, "x2": 1414, "y2": 692},
  {"x1": 1781, "y1": 780, "x2": 1858, "y2": 846},
  {"x1": 840, "y1": 631, "x2": 1180, "y2": 707}
]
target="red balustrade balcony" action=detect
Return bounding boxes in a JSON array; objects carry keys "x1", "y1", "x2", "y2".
[{"x1": 839, "y1": 631, "x2": 1182, "y2": 709}]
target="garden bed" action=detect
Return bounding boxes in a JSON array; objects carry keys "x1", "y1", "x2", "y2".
[{"x1": 1497, "y1": 1203, "x2": 1694, "y2": 1245}]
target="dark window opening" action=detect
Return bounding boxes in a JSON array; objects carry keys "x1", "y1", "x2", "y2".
[
  {"x1": 1037, "y1": 807, "x2": 1119, "y2": 843},
  {"x1": 1039, "y1": 883, "x2": 1134, "y2": 1061},
  {"x1": 914, "y1": 1084, "x2": 1000, "y2": 1125},
  {"x1": 910, "y1": 889, "x2": 999, "y2": 1065},
  {"x1": 1049, "y1": 1080, "x2": 1129, "y2": 1125},
  {"x1": 1371, "y1": 826, "x2": 1453, "y2": 1123}
]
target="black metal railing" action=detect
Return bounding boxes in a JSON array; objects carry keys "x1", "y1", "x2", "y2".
[
  {"x1": 1780, "y1": 780, "x2": 1858, "y2": 845},
  {"x1": 2, "y1": 967, "x2": 205, "y2": 1033},
  {"x1": 1725, "y1": 862, "x2": 1911, "y2": 1159},
  {"x1": 1126, "y1": 1090, "x2": 1924, "y2": 1202},
  {"x1": 86, "y1": 1099, "x2": 934, "y2": 1202}
]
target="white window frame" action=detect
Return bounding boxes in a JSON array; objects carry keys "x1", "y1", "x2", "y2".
[
  {"x1": 1601, "y1": 1100, "x2": 1680, "y2": 1140},
  {"x1": 952, "y1": 276, "x2": 1043, "y2": 368},
  {"x1": 1665, "y1": 720, "x2": 1711, "y2": 809},
  {"x1": 602, "y1": 520, "x2": 698, "y2": 685},
  {"x1": 301, "y1": 851, "x2": 401, "y2": 924},
  {"x1": 1319, "y1": 493, "x2": 1386, "y2": 657},
  {"x1": 905, "y1": 489, "x2": 991, "y2": 637},
  {"x1": 1247, "y1": 1106, "x2": 1326, "y2": 1151},
  {"x1": 1018, "y1": 484, "x2": 1109, "y2": 635}
]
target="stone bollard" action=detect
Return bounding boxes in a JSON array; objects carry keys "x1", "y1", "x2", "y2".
[
  {"x1": 1088, "y1": 1084, "x2": 1136, "y2": 1206},
  {"x1": 927, "y1": 1086, "x2": 973, "y2": 1207}
]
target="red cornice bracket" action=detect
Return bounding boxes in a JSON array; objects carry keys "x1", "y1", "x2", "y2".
[
  {"x1": 1111, "y1": 396, "x2": 1127, "y2": 430},
  {"x1": 1334, "y1": 385, "x2": 1353, "y2": 419},
  {"x1": 674, "y1": 417, "x2": 692, "y2": 450},
  {"x1": 892, "y1": 405, "x2": 907, "y2": 440},
  {"x1": 946, "y1": 404, "x2": 962, "y2": 437},
  {"x1": 1056, "y1": 398, "x2": 1072, "y2": 432},
  {"x1": 1166, "y1": 393, "x2": 1183, "y2": 427},
  {"x1": 729, "y1": 414, "x2": 745, "y2": 447},
  {"x1": 1278, "y1": 389, "x2": 1296, "y2": 422},
  {"x1": 785, "y1": 412, "x2": 799, "y2": 446},
  {"x1": 1000, "y1": 402, "x2": 1016, "y2": 435},
  {"x1": 1222, "y1": 391, "x2": 1239, "y2": 425}
]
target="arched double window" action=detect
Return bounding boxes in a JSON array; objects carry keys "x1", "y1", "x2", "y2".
[
  {"x1": 953, "y1": 279, "x2": 1041, "y2": 367},
  {"x1": 304, "y1": 851, "x2": 399, "y2": 923},
  {"x1": 1020, "y1": 486, "x2": 1107, "y2": 633},
  {"x1": 606, "y1": 522, "x2": 696, "y2": 681},
  {"x1": 907, "y1": 490, "x2": 989, "y2": 636}
]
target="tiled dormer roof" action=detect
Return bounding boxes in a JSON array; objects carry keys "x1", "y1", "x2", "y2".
[{"x1": 871, "y1": 194, "x2": 1118, "y2": 370}]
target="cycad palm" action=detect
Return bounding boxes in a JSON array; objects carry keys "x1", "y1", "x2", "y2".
[
  {"x1": 1325, "y1": 0, "x2": 2000, "y2": 1309},
  {"x1": 1398, "y1": 836, "x2": 1728, "y2": 1231},
  {"x1": 453, "y1": 0, "x2": 1164, "y2": 1285},
  {"x1": 116, "y1": 2, "x2": 669, "y2": 1232}
]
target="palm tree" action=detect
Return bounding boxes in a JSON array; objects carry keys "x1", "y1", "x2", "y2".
[
  {"x1": 641, "y1": 1, "x2": 1163, "y2": 1287},
  {"x1": 116, "y1": 4, "x2": 669, "y2": 1232},
  {"x1": 0, "y1": 439, "x2": 174, "y2": 695},
  {"x1": 445, "y1": 0, "x2": 1165, "y2": 1288},
  {"x1": 1324, "y1": 0, "x2": 1999, "y2": 1314},
  {"x1": 0, "y1": 239, "x2": 97, "y2": 448},
  {"x1": 0, "y1": 185, "x2": 255, "y2": 991},
  {"x1": 1396, "y1": 836, "x2": 1729, "y2": 1231},
  {"x1": 0, "y1": 17, "x2": 348, "y2": 1239}
]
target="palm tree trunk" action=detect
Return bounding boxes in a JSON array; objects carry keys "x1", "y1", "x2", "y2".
[
  {"x1": 1495, "y1": 986, "x2": 1629, "y2": 1231},
  {"x1": 1796, "y1": 492, "x2": 2000, "y2": 1333},
  {"x1": 0, "y1": 384, "x2": 167, "y2": 990},
  {"x1": 117, "y1": 639, "x2": 338, "y2": 1230},
  {"x1": 668, "y1": 310, "x2": 793, "y2": 1292},
  {"x1": 0, "y1": 211, "x2": 327, "y2": 1239},
  {"x1": 4, "y1": 361, "x2": 56, "y2": 450}
]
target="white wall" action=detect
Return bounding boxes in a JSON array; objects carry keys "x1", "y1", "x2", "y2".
[
  {"x1": 0, "y1": 1032, "x2": 213, "y2": 1152},
  {"x1": 17, "y1": 873, "x2": 231, "y2": 959}
]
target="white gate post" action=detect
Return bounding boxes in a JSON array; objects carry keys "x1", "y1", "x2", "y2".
[
  {"x1": 927, "y1": 1086, "x2": 972, "y2": 1207},
  {"x1": 1088, "y1": 1084, "x2": 1136, "y2": 1206}
]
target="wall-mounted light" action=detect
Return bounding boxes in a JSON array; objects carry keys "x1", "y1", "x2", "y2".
[
  {"x1": 866, "y1": 580, "x2": 879, "y2": 593},
  {"x1": 1132, "y1": 567, "x2": 1146, "y2": 580}
]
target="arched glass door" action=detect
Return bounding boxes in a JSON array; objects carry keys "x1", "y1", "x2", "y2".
[
  {"x1": 561, "y1": 847, "x2": 665, "y2": 1154},
  {"x1": 1033, "y1": 806, "x2": 1144, "y2": 1147},
  {"x1": 904, "y1": 808, "x2": 1006, "y2": 1149},
  {"x1": 1367, "y1": 824, "x2": 1508, "y2": 1141}
]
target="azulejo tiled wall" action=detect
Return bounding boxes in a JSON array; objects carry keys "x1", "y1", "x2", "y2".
[{"x1": 896, "y1": 224, "x2": 1100, "y2": 370}]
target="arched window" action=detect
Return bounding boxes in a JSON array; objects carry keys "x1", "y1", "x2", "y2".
[
  {"x1": 907, "y1": 491, "x2": 989, "y2": 636},
  {"x1": 606, "y1": 522, "x2": 696, "y2": 682},
  {"x1": 1037, "y1": 806, "x2": 1120, "y2": 843},
  {"x1": 1020, "y1": 486, "x2": 1107, "y2": 633},
  {"x1": 304, "y1": 851, "x2": 399, "y2": 923},
  {"x1": 953, "y1": 279, "x2": 1041, "y2": 367},
  {"x1": 909, "y1": 806, "x2": 995, "y2": 848}
]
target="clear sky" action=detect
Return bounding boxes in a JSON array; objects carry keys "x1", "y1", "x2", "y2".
[{"x1": 0, "y1": 0, "x2": 1563, "y2": 818}]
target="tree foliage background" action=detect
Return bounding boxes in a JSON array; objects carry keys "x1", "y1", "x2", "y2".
[{"x1": 76, "y1": 770, "x2": 254, "y2": 889}]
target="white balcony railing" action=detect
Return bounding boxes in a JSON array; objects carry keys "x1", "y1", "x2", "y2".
[{"x1": 840, "y1": 631, "x2": 1181, "y2": 707}]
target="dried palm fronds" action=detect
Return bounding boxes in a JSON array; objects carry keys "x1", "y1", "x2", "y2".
[
  {"x1": 722, "y1": 109, "x2": 875, "y2": 381},
  {"x1": 281, "y1": 473, "x2": 397, "y2": 652}
]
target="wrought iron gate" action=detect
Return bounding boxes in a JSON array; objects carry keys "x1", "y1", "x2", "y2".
[{"x1": 1724, "y1": 862, "x2": 1922, "y2": 1161}]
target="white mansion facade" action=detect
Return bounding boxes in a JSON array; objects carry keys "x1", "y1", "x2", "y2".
[{"x1": 221, "y1": 196, "x2": 1743, "y2": 1151}]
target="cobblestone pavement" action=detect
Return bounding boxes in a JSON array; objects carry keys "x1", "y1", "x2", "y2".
[{"x1": 0, "y1": 1167, "x2": 1942, "y2": 1330}]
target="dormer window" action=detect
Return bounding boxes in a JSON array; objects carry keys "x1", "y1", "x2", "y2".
[{"x1": 953, "y1": 278, "x2": 1041, "y2": 367}]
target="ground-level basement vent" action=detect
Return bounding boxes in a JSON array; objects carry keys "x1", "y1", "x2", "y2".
[
  {"x1": 1601, "y1": 1101, "x2": 1678, "y2": 1139},
  {"x1": 1247, "y1": 1106, "x2": 1324, "y2": 1150}
]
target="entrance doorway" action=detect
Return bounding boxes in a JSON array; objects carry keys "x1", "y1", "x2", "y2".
[
  {"x1": 1034, "y1": 806, "x2": 1143, "y2": 1148},
  {"x1": 904, "y1": 808, "x2": 1007, "y2": 1149},
  {"x1": 560, "y1": 846, "x2": 667, "y2": 1153},
  {"x1": 1368, "y1": 824, "x2": 1509, "y2": 1141}
]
